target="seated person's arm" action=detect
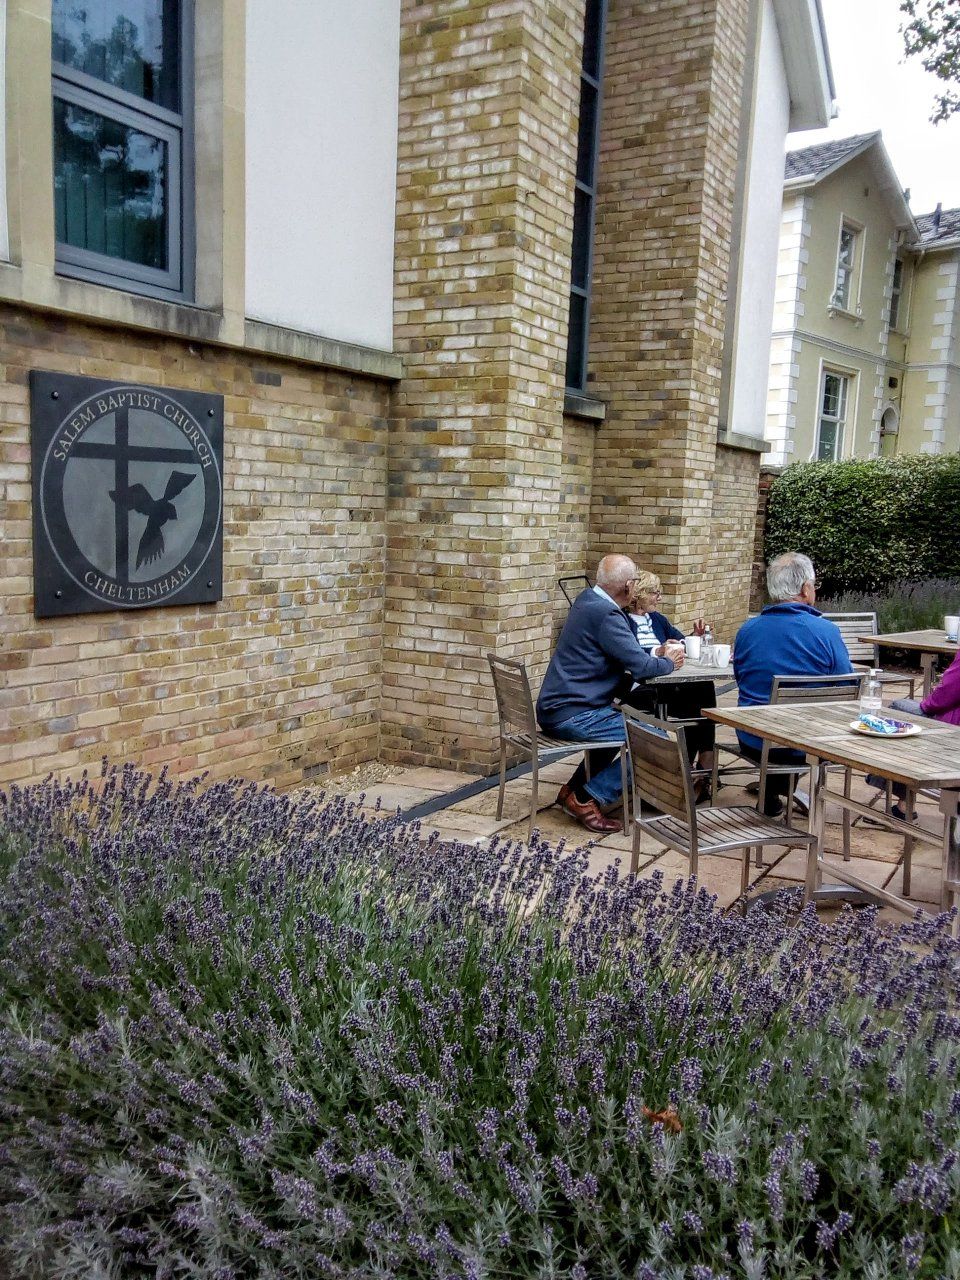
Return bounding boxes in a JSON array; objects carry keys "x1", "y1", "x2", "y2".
[{"x1": 599, "y1": 613, "x2": 677, "y2": 677}]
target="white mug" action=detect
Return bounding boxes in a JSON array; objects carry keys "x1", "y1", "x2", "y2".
[
  {"x1": 945, "y1": 615, "x2": 959, "y2": 642},
  {"x1": 683, "y1": 635, "x2": 702, "y2": 661},
  {"x1": 713, "y1": 643, "x2": 732, "y2": 667}
]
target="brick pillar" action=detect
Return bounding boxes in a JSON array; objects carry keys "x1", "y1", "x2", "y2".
[
  {"x1": 384, "y1": 0, "x2": 585, "y2": 769},
  {"x1": 750, "y1": 464, "x2": 782, "y2": 611},
  {"x1": 587, "y1": 0, "x2": 750, "y2": 631}
]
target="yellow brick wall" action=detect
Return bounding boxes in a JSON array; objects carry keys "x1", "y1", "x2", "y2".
[
  {"x1": 386, "y1": 0, "x2": 585, "y2": 770},
  {"x1": 0, "y1": 306, "x2": 391, "y2": 788},
  {"x1": 585, "y1": 0, "x2": 757, "y2": 640}
]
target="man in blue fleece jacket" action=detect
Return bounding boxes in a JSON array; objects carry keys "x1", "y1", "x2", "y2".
[
  {"x1": 537, "y1": 554, "x2": 683, "y2": 833},
  {"x1": 733, "y1": 551, "x2": 852, "y2": 816}
]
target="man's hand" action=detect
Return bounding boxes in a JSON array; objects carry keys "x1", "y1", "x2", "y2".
[
  {"x1": 691, "y1": 619, "x2": 707, "y2": 637},
  {"x1": 661, "y1": 640, "x2": 685, "y2": 668}
]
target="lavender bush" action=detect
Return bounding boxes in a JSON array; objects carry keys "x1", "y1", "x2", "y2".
[{"x1": 1, "y1": 765, "x2": 959, "y2": 1279}]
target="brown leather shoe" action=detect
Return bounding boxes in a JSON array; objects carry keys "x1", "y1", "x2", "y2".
[
  {"x1": 556, "y1": 783, "x2": 572, "y2": 808},
  {"x1": 562, "y1": 791, "x2": 622, "y2": 833}
]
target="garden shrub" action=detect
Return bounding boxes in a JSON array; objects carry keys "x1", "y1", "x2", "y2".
[
  {"x1": 1, "y1": 765, "x2": 960, "y2": 1279},
  {"x1": 765, "y1": 456, "x2": 960, "y2": 595},
  {"x1": 817, "y1": 579, "x2": 960, "y2": 635}
]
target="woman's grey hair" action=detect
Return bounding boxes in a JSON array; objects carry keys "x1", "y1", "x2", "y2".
[{"x1": 766, "y1": 552, "x2": 815, "y2": 602}]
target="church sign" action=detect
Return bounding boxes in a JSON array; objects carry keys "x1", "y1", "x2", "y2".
[{"x1": 30, "y1": 372, "x2": 223, "y2": 618}]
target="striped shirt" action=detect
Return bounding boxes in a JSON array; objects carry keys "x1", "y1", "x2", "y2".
[{"x1": 629, "y1": 612, "x2": 659, "y2": 651}]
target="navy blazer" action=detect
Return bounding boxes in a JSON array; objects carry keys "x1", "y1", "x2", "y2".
[{"x1": 537, "y1": 590, "x2": 675, "y2": 730}]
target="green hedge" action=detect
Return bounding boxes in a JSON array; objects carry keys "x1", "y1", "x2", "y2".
[{"x1": 765, "y1": 455, "x2": 960, "y2": 594}]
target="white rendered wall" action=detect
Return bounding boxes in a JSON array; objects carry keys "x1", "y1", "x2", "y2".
[
  {"x1": 728, "y1": 0, "x2": 791, "y2": 440},
  {"x1": 0, "y1": 0, "x2": 8, "y2": 262},
  {"x1": 244, "y1": 0, "x2": 399, "y2": 351}
]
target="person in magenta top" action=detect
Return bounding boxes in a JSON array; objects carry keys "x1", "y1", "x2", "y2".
[
  {"x1": 869, "y1": 650, "x2": 960, "y2": 818},
  {"x1": 911, "y1": 650, "x2": 960, "y2": 725}
]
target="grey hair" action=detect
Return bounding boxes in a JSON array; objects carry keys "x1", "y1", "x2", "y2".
[
  {"x1": 595, "y1": 554, "x2": 637, "y2": 595},
  {"x1": 766, "y1": 552, "x2": 815, "y2": 602}
]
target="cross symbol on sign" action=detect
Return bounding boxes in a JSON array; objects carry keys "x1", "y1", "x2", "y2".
[{"x1": 71, "y1": 406, "x2": 197, "y2": 586}]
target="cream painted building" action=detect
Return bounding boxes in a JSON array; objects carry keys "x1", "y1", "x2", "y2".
[{"x1": 765, "y1": 131, "x2": 960, "y2": 463}]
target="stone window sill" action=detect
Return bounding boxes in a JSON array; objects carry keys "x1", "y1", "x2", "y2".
[
  {"x1": 563, "y1": 390, "x2": 606, "y2": 422},
  {"x1": 0, "y1": 260, "x2": 402, "y2": 381},
  {"x1": 827, "y1": 304, "x2": 864, "y2": 326}
]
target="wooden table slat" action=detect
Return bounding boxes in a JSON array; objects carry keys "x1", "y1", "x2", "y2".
[{"x1": 705, "y1": 701, "x2": 960, "y2": 789}]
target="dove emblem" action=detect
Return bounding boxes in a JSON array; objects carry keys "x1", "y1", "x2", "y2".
[{"x1": 109, "y1": 469, "x2": 196, "y2": 570}]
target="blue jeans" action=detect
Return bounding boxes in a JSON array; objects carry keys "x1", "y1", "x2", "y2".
[{"x1": 549, "y1": 706, "x2": 626, "y2": 809}]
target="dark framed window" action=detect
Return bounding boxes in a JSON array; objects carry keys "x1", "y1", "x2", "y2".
[
  {"x1": 52, "y1": 0, "x2": 192, "y2": 300},
  {"x1": 565, "y1": 0, "x2": 607, "y2": 393}
]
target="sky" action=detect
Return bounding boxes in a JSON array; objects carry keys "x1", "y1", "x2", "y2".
[{"x1": 787, "y1": 0, "x2": 960, "y2": 216}]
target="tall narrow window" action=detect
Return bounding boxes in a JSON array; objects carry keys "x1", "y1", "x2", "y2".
[
  {"x1": 816, "y1": 370, "x2": 850, "y2": 461},
  {"x1": 832, "y1": 224, "x2": 858, "y2": 310},
  {"x1": 889, "y1": 257, "x2": 904, "y2": 330},
  {"x1": 52, "y1": 0, "x2": 191, "y2": 299},
  {"x1": 565, "y1": 0, "x2": 606, "y2": 393}
]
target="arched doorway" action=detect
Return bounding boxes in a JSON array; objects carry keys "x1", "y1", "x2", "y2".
[{"x1": 879, "y1": 405, "x2": 899, "y2": 457}]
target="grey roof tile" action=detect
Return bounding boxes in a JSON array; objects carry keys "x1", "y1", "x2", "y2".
[
  {"x1": 914, "y1": 207, "x2": 960, "y2": 244},
  {"x1": 784, "y1": 132, "x2": 878, "y2": 182}
]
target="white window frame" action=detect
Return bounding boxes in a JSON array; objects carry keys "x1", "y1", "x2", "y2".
[
  {"x1": 814, "y1": 365, "x2": 855, "y2": 462},
  {"x1": 831, "y1": 219, "x2": 862, "y2": 314}
]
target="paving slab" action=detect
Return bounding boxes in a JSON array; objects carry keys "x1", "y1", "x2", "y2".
[{"x1": 334, "y1": 753, "x2": 951, "y2": 922}]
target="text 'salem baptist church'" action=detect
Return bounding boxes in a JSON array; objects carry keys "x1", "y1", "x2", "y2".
[{"x1": 30, "y1": 372, "x2": 224, "y2": 618}]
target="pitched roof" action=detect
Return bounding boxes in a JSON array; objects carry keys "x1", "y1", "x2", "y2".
[
  {"x1": 784, "y1": 132, "x2": 878, "y2": 183},
  {"x1": 783, "y1": 130, "x2": 915, "y2": 232},
  {"x1": 914, "y1": 207, "x2": 960, "y2": 247}
]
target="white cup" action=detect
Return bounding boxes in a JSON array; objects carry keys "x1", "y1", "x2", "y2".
[
  {"x1": 945, "y1": 615, "x2": 959, "y2": 642},
  {"x1": 683, "y1": 635, "x2": 702, "y2": 661},
  {"x1": 713, "y1": 643, "x2": 732, "y2": 667}
]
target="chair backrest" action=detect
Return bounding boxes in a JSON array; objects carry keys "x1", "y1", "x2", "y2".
[
  {"x1": 487, "y1": 654, "x2": 538, "y2": 741},
  {"x1": 559, "y1": 575, "x2": 592, "y2": 605},
  {"x1": 622, "y1": 709, "x2": 694, "y2": 825},
  {"x1": 770, "y1": 671, "x2": 866, "y2": 705},
  {"x1": 820, "y1": 612, "x2": 878, "y2": 665}
]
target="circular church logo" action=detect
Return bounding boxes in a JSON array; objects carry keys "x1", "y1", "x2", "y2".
[{"x1": 39, "y1": 385, "x2": 222, "y2": 610}]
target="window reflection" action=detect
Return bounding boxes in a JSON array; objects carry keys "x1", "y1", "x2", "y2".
[
  {"x1": 54, "y1": 99, "x2": 168, "y2": 271},
  {"x1": 52, "y1": 0, "x2": 179, "y2": 110}
]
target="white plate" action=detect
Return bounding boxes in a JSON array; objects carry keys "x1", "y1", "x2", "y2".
[{"x1": 849, "y1": 719, "x2": 920, "y2": 739}]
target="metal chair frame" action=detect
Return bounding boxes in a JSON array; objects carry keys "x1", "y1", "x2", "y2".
[
  {"x1": 558, "y1": 575, "x2": 592, "y2": 605},
  {"x1": 487, "y1": 653, "x2": 627, "y2": 843},
  {"x1": 622, "y1": 709, "x2": 815, "y2": 889}
]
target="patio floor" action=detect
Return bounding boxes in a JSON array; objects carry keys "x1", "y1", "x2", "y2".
[{"x1": 339, "y1": 718, "x2": 947, "y2": 925}]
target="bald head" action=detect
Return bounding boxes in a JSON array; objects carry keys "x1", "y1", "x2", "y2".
[{"x1": 595, "y1": 554, "x2": 638, "y2": 605}]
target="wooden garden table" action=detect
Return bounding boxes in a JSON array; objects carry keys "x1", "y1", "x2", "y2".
[
  {"x1": 704, "y1": 700, "x2": 960, "y2": 930},
  {"x1": 859, "y1": 628, "x2": 959, "y2": 696}
]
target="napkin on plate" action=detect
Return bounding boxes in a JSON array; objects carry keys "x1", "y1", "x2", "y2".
[{"x1": 858, "y1": 714, "x2": 912, "y2": 735}]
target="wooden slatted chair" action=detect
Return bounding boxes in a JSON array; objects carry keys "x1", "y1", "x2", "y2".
[
  {"x1": 757, "y1": 674, "x2": 866, "y2": 861},
  {"x1": 487, "y1": 654, "x2": 628, "y2": 843},
  {"x1": 821, "y1": 612, "x2": 917, "y2": 698},
  {"x1": 622, "y1": 709, "x2": 815, "y2": 889},
  {"x1": 718, "y1": 673, "x2": 865, "y2": 848}
]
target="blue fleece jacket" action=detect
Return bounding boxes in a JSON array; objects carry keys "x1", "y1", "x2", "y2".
[
  {"x1": 733, "y1": 602, "x2": 852, "y2": 749},
  {"x1": 536, "y1": 589, "x2": 675, "y2": 730}
]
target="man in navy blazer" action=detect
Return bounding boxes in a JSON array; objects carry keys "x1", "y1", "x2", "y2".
[{"x1": 537, "y1": 554, "x2": 683, "y2": 832}]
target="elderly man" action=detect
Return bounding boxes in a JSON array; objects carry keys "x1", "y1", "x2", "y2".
[
  {"x1": 733, "y1": 551, "x2": 852, "y2": 816},
  {"x1": 537, "y1": 554, "x2": 683, "y2": 833}
]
